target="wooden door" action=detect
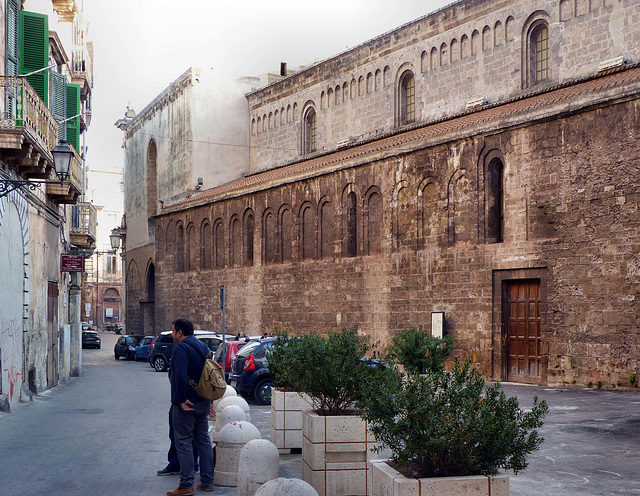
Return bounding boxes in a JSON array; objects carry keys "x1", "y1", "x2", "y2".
[
  {"x1": 47, "y1": 281, "x2": 59, "y2": 388},
  {"x1": 506, "y1": 280, "x2": 542, "y2": 382}
]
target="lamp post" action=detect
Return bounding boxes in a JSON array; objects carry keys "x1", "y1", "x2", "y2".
[
  {"x1": 0, "y1": 141, "x2": 74, "y2": 198},
  {"x1": 109, "y1": 228, "x2": 123, "y2": 333}
]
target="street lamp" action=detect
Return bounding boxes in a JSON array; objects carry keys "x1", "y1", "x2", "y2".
[
  {"x1": 0, "y1": 141, "x2": 74, "y2": 198},
  {"x1": 109, "y1": 228, "x2": 122, "y2": 252}
]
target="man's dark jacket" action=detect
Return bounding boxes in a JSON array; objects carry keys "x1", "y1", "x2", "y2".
[{"x1": 169, "y1": 336, "x2": 210, "y2": 406}]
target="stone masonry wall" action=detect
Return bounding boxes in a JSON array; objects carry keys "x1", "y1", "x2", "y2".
[
  {"x1": 155, "y1": 95, "x2": 640, "y2": 386},
  {"x1": 248, "y1": 0, "x2": 640, "y2": 172}
]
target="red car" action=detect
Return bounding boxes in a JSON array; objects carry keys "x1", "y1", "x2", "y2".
[{"x1": 214, "y1": 340, "x2": 253, "y2": 380}]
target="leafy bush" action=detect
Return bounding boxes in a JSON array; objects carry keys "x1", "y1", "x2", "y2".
[
  {"x1": 267, "y1": 327, "x2": 378, "y2": 415},
  {"x1": 359, "y1": 359, "x2": 548, "y2": 478},
  {"x1": 384, "y1": 326, "x2": 454, "y2": 374}
]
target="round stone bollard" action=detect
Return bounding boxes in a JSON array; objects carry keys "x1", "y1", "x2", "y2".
[
  {"x1": 237, "y1": 439, "x2": 280, "y2": 496},
  {"x1": 214, "y1": 420, "x2": 262, "y2": 487},
  {"x1": 212, "y1": 404, "x2": 247, "y2": 442},
  {"x1": 214, "y1": 385, "x2": 237, "y2": 409},
  {"x1": 254, "y1": 478, "x2": 319, "y2": 496},
  {"x1": 215, "y1": 395, "x2": 250, "y2": 430}
]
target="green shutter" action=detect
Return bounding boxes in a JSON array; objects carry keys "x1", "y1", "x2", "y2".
[
  {"x1": 6, "y1": 0, "x2": 19, "y2": 118},
  {"x1": 19, "y1": 10, "x2": 49, "y2": 105},
  {"x1": 50, "y1": 71, "x2": 66, "y2": 141},
  {"x1": 66, "y1": 83, "x2": 81, "y2": 152}
]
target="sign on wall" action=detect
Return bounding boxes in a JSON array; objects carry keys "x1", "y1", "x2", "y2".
[{"x1": 61, "y1": 254, "x2": 84, "y2": 272}]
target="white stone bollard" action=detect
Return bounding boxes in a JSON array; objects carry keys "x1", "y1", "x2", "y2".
[
  {"x1": 215, "y1": 395, "x2": 251, "y2": 429},
  {"x1": 212, "y1": 404, "x2": 247, "y2": 442},
  {"x1": 214, "y1": 421, "x2": 262, "y2": 487},
  {"x1": 254, "y1": 478, "x2": 319, "y2": 496},
  {"x1": 213, "y1": 385, "x2": 237, "y2": 409},
  {"x1": 237, "y1": 439, "x2": 280, "y2": 496}
]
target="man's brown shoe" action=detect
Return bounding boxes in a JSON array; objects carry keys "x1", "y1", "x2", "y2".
[
  {"x1": 196, "y1": 483, "x2": 214, "y2": 492},
  {"x1": 166, "y1": 487, "x2": 194, "y2": 496}
]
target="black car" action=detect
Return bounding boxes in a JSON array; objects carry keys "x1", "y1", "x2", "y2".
[
  {"x1": 228, "y1": 339, "x2": 275, "y2": 405},
  {"x1": 114, "y1": 335, "x2": 144, "y2": 360},
  {"x1": 82, "y1": 330, "x2": 101, "y2": 349},
  {"x1": 148, "y1": 331, "x2": 224, "y2": 372}
]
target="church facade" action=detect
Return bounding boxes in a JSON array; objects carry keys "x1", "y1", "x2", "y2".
[{"x1": 123, "y1": 0, "x2": 640, "y2": 386}]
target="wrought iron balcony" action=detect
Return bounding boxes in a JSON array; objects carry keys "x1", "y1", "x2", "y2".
[
  {"x1": 70, "y1": 201, "x2": 97, "y2": 250},
  {"x1": 0, "y1": 76, "x2": 81, "y2": 203}
]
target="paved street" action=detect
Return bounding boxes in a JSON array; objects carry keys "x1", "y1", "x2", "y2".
[{"x1": 0, "y1": 332, "x2": 638, "y2": 496}]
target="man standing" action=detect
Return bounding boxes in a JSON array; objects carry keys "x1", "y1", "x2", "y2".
[{"x1": 166, "y1": 318, "x2": 215, "y2": 495}]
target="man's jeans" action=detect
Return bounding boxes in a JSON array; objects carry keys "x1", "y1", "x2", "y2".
[
  {"x1": 171, "y1": 401, "x2": 214, "y2": 489},
  {"x1": 167, "y1": 408, "x2": 198, "y2": 471}
]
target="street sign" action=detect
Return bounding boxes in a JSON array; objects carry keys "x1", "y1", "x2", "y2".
[{"x1": 61, "y1": 254, "x2": 84, "y2": 272}]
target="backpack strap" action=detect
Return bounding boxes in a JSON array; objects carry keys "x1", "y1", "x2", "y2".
[{"x1": 183, "y1": 338, "x2": 210, "y2": 388}]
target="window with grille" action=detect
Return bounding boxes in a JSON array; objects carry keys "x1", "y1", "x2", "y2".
[
  {"x1": 534, "y1": 25, "x2": 549, "y2": 82},
  {"x1": 400, "y1": 73, "x2": 415, "y2": 125},
  {"x1": 304, "y1": 108, "x2": 316, "y2": 154}
]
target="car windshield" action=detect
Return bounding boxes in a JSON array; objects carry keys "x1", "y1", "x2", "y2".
[
  {"x1": 126, "y1": 336, "x2": 143, "y2": 345},
  {"x1": 235, "y1": 340, "x2": 260, "y2": 358}
]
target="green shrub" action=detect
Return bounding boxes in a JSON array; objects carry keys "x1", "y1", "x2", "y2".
[
  {"x1": 630, "y1": 373, "x2": 636, "y2": 385},
  {"x1": 359, "y1": 359, "x2": 548, "y2": 478},
  {"x1": 384, "y1": 326, "x2": 455, "y2": 374},
  {"x1": 267, "y1": 327, "x2": 378, "y2": 415}
]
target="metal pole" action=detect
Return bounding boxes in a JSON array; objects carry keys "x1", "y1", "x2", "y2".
[{"x1": 220, "y1": 286, "x2": 226, "y2": 375}]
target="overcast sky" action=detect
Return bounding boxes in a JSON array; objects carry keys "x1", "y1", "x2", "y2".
[{"x1": 84, "y1": 0, "x2": 452, "y2": 173}]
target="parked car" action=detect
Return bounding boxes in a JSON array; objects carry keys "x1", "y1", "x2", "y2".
[
  {"x1": 134, "y1": 336, "x2": 155, "y2": 361},
  {"x1": 81, "y1": 322, "x2": 96, "y2": 332},
  {"x1": 214, "y1": 339, "x2": 253, "y2": 380},
  {"x1": 81, "y1": 330, "x2": 101, "y2": 349},
  {"x1": 114, "y1": 335, "x2": 144, "y2": 360},
  {"x1": 228, "y1": 339, "x2": 275, "y2": 405},
  {"x1": 148, "y1": 330, "x2": 225, "y2": 372},
  {"x1": 115, "y1": 322, "x2": 123, "y2": 334}
]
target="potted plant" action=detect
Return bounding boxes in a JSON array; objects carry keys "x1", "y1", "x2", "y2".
[
  {"x1": 383, "y1": 325, "x2": 454, "y2": 374},
  {"x1": 268, "y1": 327, "x2": 381, "y2": 496},
  {"x1": 267, "y1": 333, "x2": 313, "y2": 453},
  {"x1": 360, "y1": 358, "x2": 548, "y2": 496}
]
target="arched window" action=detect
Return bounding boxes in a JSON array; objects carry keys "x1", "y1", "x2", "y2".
[
  {"x1": 244, "y1": 211, "x2": 254, "y2": 266},
  {"x1": 146, "y1": 140, "x2": 158, "y2": 218},
  {"x1": 263, "y1": 210, "x2": 276, "y2": 264},
  {"x1": 303, "y1": 107, "x2": 317, "y2": 155},
  {"x1": 175, "y1": 222, "x2": 184, "y2": 273},
  {"x1": 486, "y1": 157, "x2": 504, "y2": 243},
  {"x1": 318, "y1": 199, "x2": 333, "y2": 260},
  {"x1": 280, "y1": 207, "x2": 293, "y2": 263},
  {"x1": 346, "y1": 192, "x2": 357, "y2": 257},
  {"x1": 532, "y1": 23, "x2": 549, "y2": 83},
  {"x1": 214, "y1": 219, "x2": 224, "y2": 268},
  {"x1": 200, "y1": 220, "x2": 211, "y2": 270},
  {"x1": 523, "y1": 14, "x2": 551, "y2": 88},
  {"x1": 399, "y1": 71, "x2": 415, "y2": 126},
  {"x1": 300, "y1": 204, "x2": 315, "y2": 261},
  {"x1": 366, "y1": 191, "x2": 383, "y2": 255},
  {"x1": 229, "y1": 216, "x2": 241, "y2": 267},
  {"x1": 185, "y1": 223, "x2": 195, "y2": 271}
]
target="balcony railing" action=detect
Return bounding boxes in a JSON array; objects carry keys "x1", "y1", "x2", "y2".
[
  {"x1": 0, "y1": 76, "x2": 59, "y2": 154},
  {"x1": 70, "y1": 201, "x2": 97, "y2": 249},
  {"x1": 71, "y1": 45, "x2": 93, "y2": 92}
]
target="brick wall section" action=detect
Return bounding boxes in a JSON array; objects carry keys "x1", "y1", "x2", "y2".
[
  {"x1": 154, "y1": 92, "x2": 640, "y2": 386},
  {"x1": 247, "y1": 0, "x2": 640, "y2": 171}
]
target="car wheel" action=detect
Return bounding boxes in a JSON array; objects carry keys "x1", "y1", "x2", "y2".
[
  {"x1": 254, "y1": 379, "x2": 272, "y2": 405},
  {"x1": 126, "y1": 350, "x2": 135, "y2": 361},
  {"x1": 97, "y1": 344, "x2": 101, "y2": 349},
  {"x1": 114, "y1": 351, "x2": 119, "y2": 360},
  {"x1": 153, "y1": 356, "x2": 167, "y2": 372}
]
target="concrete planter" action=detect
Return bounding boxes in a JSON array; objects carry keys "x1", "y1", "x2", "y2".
[
  {"x1": 302, "y1": 410, "x2": 377, "y2": 496},
  {"x1": 368, "y1": 459, "x2": 509, "y2": 496},
  {"x1": 270, "y1": 388, "x2": 313, "y2": 453}
]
